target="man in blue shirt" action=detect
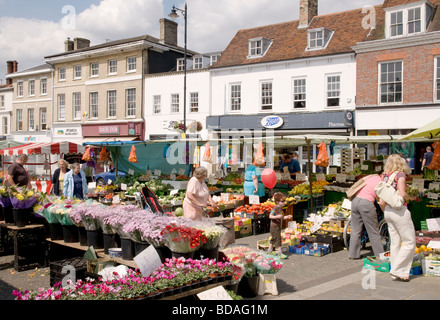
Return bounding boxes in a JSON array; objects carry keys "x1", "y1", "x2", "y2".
[{"x1": 279, "y1": 153, "x2": 301, "y2": 176}]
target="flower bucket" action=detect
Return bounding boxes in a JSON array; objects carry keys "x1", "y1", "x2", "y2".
[
  {"x1": 3, "y1": 206, "x2": 14, "y2": 224},
  {"x1": 238, "y1": 275, "x2": 260, "y2": 298},
  {"x1": 49, "y1": 223, "x2": 64, "y2": 240},
  {"x1": 155, "y1": 246, "x2": 172, "y2": 263},
  {"x1": 134, "y1": 241, "x2": 150, "y2": 256},
  {"x1": 78, "y1": 227, "x2": 88, "y2": 246},
  {"x1": 199, "y1": 246, "x2": 219, "y2": 260},
  {"x1": 121, "y1": 238, "x2": 135, "y2": 260},
  {"x1": 13, "y1": 208, "x2": 30, "y2": 228},
  {"x1": 87, "y1": 229, "x2": 104, "y2": 249},
  {"x1": 103, "y1": 233, "x2": 117, "y2": 255},
  {"x1": 62, "y1": 225, "x2": 79, "y2": 243},
  {"x1": 171, "y1": 251, "x2": 194, "y2": 259},
  {"x1": 0, "y1": 207, "x2": 4, "y2": 221}
]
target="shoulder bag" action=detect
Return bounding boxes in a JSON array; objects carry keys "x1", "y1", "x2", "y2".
[
  {"x1": 346, "y1": 177, "x2": 366, "y2": 201},
  {"x1": 374, "y1": 172, "x2": 404, "y2": 208}
]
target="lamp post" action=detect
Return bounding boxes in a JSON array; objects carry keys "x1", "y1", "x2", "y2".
[{"x1": 169, "y1": 3, "x2": 187, "y2": 138}]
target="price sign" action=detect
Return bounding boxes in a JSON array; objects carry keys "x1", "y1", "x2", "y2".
[
  {"x1": 336, "y1": 174, "x2": 347, "y2": 183},
  {"x1": 361, "y1": 165, "x2": 369, "y2": 171},
  {"x1": 316, "y1": 174, "x2": 325, "y2": 181},
  {"x1": 342, "y1": 199, "x2": 352, "y2": 210},
  {"x1": 197, "y1": 286, "x2": 233, "y2": 301},
  {"x1": 281, "y1": 172, "x2": 291, "y2": 180},
  {"x1": 296, "y1": 173, "x2": 306, "y2": 181},
  {"x1": 107, "y1": 179, "x2": 112, "y2": 185},
  {"x1": 412, "y1": 179, "x2": 424, "y2": 190},
  {"x1": 221, "y1": 193, "x2": 230, "y2": 203},
  {"x1": 375, "y1": 166, "x2": 382, "y2": 172},
  {"x1": 128, "y1": 169, "x2": 134, "y2": 175},
  {"x1": 429, "y1": 183, "x2": 440, "y2": 191},
  {"x1": 326, "y1": 207, "x2": 335, "y2": 217},
  {"x1": 178, "y1": 168, "x2": 186, "y2": 175},
  {"x1": 88, "y1": 182, "x2": 96, "y2": 189},
  {"x1": 329, "y1": 167, "x2": 337, "y2": 175},
  {"x1": 208, "y1": 178, "x2": 218, "y2": 185},
  {"x1": 171, "y1": 168, "x2": 177, "y2": 174},
  {"x1": 134, "y1": 245, "x2": 163, "y2": 277},
  {"x1": 249, "y1": 195, "x2": 260, "y2": 205},
  {"x1": 121, "y1": 183, "x2": 127, "y2": 191},
  {"x1": 170, "y1": 189, "x2": 180, "y2": 196},
  {"x1": 427, "y1": 240, "x2": 440, "y2": 249},
  {"x1": 231, "y1": 165, "x2": 238, "y2": 172},
  {"x1": 428, "y1": 192, "x2": 439, "y2": 200},
  {"x1": 222, "y1": 181, "x2": 232, "y2": 186},
  {"x1": 427, "y1": 218, "x2": 440, "y2": 231},
  {"x1": 112, "y1": 195, "x2": 120, "y2": 204},
  {"x1": 154, "y1": 169, "x2": 161, "y2": 176}
]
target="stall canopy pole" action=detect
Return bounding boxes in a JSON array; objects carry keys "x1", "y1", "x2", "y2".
[{"x1": 306, "y1": 139, "x2": 314, "y2": 214}]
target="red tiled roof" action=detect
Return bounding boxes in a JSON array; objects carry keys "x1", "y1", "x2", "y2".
[{"x1": 212, "y1": 7, "x2": 385, "y2": 69}]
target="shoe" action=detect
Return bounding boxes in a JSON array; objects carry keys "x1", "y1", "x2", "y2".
[
  {"x1": 349, "y1": 257, "x2": 362, "y2": 260},
  {"x1": 390, "y1": 273, "x2": 409, "y2": 282},
  {"x1": 279, "y1": 254, "x2": 288, "y2": 259}
]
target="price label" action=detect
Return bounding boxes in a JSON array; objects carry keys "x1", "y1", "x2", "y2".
[
  {"x1": 249, "y1": 195, "x2": 260, "y2": 205},
  {"x1": 281, "y1": 172, "x2": 291, "y2": 180},
  {"x1": 121, "y1": 183, "x2": 127, "y2": 191},
  {"x1": 107, "y1": 179, "x2": 112, "y2": 185},
  {"x1": 361, "y1": 165, "x2": 369, "y2": 171},
  {"x1": 412, "y1": 178, "x2": 424, "y2": 190},
  {"x1": 112, "y1": 195, "x2": 120, "y2": 204},
  {"x1": 154, "y1": 169, "x2": 161, "y2": 176},
  {"x1": 276, "y1": 173, "x2": 282, "y2": 181},
  {"x1": 171, "y1": 168, "x2": 177, "y2": 174},
  {"x1": 316, "y1": 174, "x2": 325, "y2": 181},
  {"x1": 128, "y1": 169, "x2": 134, "y2": 175},
  {"x1": 222, "y1": 181, "x2": 232, "y2": 186},
  {"x1": 342, "y1": 199, "x2": 352, "y2": 210},
  {"x1": 208, "y1": 178, "x2": 218, "y2": 185},
  {"x1": 88, "y1": 182, "x2": 96, "y2": 189},
  {"x1": 231, "y1": 165, "x2": 238, "y2": 172},
  {"x1": 197, "y1": 286, "x2": 233, "y2": 301},
  {"x1": 336, "y1": 174, "x2": 347, "y2": 183},
  {"x1": 221, "y1": 193, "x2": 230, "y2": 203},
  {"x1": 427, "y1": 240, "x2": 440, "y2": 249},
  {"x1": 375, "y1": 166, "x2": 382, "y2": 172},
  {"x1": 134, "y1": 245, "x2": 163, "y2": 277},
  {"x1": 427, "y1": 192, "x2": 439, "y2": 200},
  {"x1": 429, "y1": 183, "x2": 440, "y2": 191},
  {"x1": 296, "y1": 173, "x2": 306, "y2": 181},
  {"x1": 326, "y1": 207, "x2": 335, "y2": 217},
  {"x1": 329, "y1": 167, "x2": 337, "y2": 175},
  {"x1": 178, "y1": 168, "x2": 186, "y2": 175},
  {"x1": 170, "y1": 189, "x2": 179, "y2": 196},
  {"x1": 427, "y1": 218, "x2": 440, "y2": 231}
]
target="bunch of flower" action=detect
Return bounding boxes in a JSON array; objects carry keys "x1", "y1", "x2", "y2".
[
  {"x1": 99, "y1": 205, "x2": 141, "y2": 238},
  {"x1": 254, "y1": 254, "x2": 283, "y2": 274},
  {"x1": 9, "y1": 186, "x2": 42, "y2": 209},
  {"x1": 160, "y1": 223, "x2": 207, "y2": 253},
  {"x1": 193, "y1": 223, "x2": 226, "y2": 249},
  {"x1": 173, "y1": 121, "x2": 186, "y2": 133},
  {"x1": 0, "y1": 186, "x2": 11, "y2": 208},
  {"x1": 67, "y1": 200, "x2": 102, "y2": 230},
  {"x1": 121, "y1": 209, "x2": 152, "y2": 243}
]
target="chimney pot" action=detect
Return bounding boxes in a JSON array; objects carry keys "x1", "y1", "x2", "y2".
[
  {"x1": 73, "y1": 38, "x2": 90, "y2": 50},
  {"x1": 160, "y1": 18, "x2": 178, "y2": 46},
  {"x1": 299, "y1": 0, "x2": 318, "y2": 28}
]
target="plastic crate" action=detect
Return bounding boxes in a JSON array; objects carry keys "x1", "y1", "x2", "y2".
[{"x1": 50, "y1": 257, "x2": 88, "y2": 286}]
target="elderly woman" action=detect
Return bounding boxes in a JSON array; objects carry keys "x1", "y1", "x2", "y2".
[
  {"x1": 183, "y1": 166, "x2": 218, "y2": 220},
  {"x1": 51, "y1": 159, "x2": 70, "y2": 196},
  {"x1": 63, "y1": 163, "x2": 88, "y2": 200}
]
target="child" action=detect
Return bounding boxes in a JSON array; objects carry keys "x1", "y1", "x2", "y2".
[{"x1": 268, "y1": 192, "x2": 292, "y2": 259}]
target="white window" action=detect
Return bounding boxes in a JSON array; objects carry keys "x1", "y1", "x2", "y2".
[
  {"x1": 90, "y1": 92, "x2": 98, "y2": 118},
  {"x1": 386, "y1": 5, "x2": 429, "y2": 38},
  {"x1": 379, "y1": 61, "x2": 403, "y2": 104},
  {"x1": 28, "y1": 80, "x2": 35, "y2": 96},
  {"x1": 171, "y1": 94, "x2": 179, "y2": 113},
  {"x1": 435, "y1": 57, "x2": 440, "y2": 101},
  {"x1": 74, "y1": 65, "x2": 82, "y2": 79},
  {"x1": 59, "y1": 67, "x2": 66, "y2": 81},
  {"x1": 126, "y1": 88, "x2": 136, "y2": 117},
  {"x1": 327, "y1": 75, "x2": 341, "y2": 107},
  {"x1": 2, "y1": 117, "x2": 7, "y2": 135},
  {"x1": 17, "y1": 81, "x2": 23, "y2": 97},
  {"x1": 261, "y1": 81, "x2": 273, "y2": 111},
  {"x1": 307, "y1": 28, "x2": 333, "y2": 50},
  {"x1": 408, "y1": 7, "x2": 422, "y2": 34},
  {"x1": 28, "y1": 108, "x2": 34, "y2": 130},
  {"x1": 73, "y1": 92, "x2": 81, "y2": 120},
  {"x1": 193, "y1": 57, "x2": 203, "y2": 69},
  {"x1": 153, "y1": 95, "x2": 161, "y2": 114},
  {"x1": 127, "y1": 57, "x2": 137, "y2": 72},
  {"x1": 16, "y1": 109, "x2": 23, "y2": 131},
  {"x1": 108, "y1": 90, "x2": 117, "y2": 118},
  {"x1": 190, "y1": 92, "x2": 199, "y2": 112},
  {"x1": 58, "y1": 94, "x2": 66, "y2": 120},
  {"x1": 40, "y1": 78, "x2": 47, "y2": 95},
  {"x1": 210, "y1": 54, "x2": 221, "y2": 66},
  {"x1": 177, "y1": 59, "x2": 185, "y2": 71},
  {"x1": 90, "y1": 63, "x2": 99, "y2": 77},
  {"x1": 230, "y1": 84, "x2": 241, "y2": 112},
  {"x1": 0, "y1": 95, "x2": 4, "y2": 107},
  {"x1": 40, "y1": 108, "x2": 47, "y2": 130},
  {"x1": 108, "y1": 60, "x2": 117, "y2": 74},
  {"x1": 248, "y1": 37, "x2": 272, "y2": 58},
  {"x1": 390, "y1": 11, "x2": 404, "y2": 37},
  {"x1": 293, "y1": 78, "x2": 306, "y2": 109}
]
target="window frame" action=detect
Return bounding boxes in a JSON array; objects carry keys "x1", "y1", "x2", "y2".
[
  {"x1": 193, "y1": 57, "x2": 203, "y2": 70},
  {"x1": 293, "y1": 77, "x2": 307, "y2": 109},
  {"x1": 260, "y1": 80, "x2": 273, "y2": 112},
  {"x1": 107, "y1": 90, "x2": 117, "y2": 118},
  {"x1": 127, "y1": 56, "x2": 137, "y2": 72},
  {"x1": 153, "y1": 95, "x2": 161, "y2": 114},
  {"x1": 176, "y1": 59, "x2": 185, "y2": 71},
  {"x1": 229, "y1": 83, "x2": 242, "y2": 112},
  {"x1": 434, "y1": 56, "x2": 440, "y2": 102},
  {"x1": 326, "y1": 74, "x2": 341, "y2": 107},
  {"x1": 59, "y1": 67, "x2": 66, "y2": 82},
  {"x1": 190, "y1": 92, "x2": 199, "y2": 113},
  {"x1": 378, "y1": 60, "x2": 403, "y2": 105},
  {"x1": 73, "y1": 92, "x2": 82, "y2": 120},
  {"x1": 28, "y1": 79, "x2": 35, "y2": 97},
  {"x1": 89, "y1": 92, "x2": 99, "y2": 119},
  {"x1": 90, "y1": 62, "x2": 99, "y2": 77},
  {"x1": 307, "y1": 28, "x2": 334, "y2": 51},
  {"x1": 40, "y1": 108, "x2": 47, "y2": 131},
  {"x1": 40, "y1": 77, "x2": 47, "y2": 95},
  {"x1": 57, "y1": 93, "x2": 66, "y2": 121},
  {"x1": 0, "y1": 95, "x2": 4, "y2": 107},
  {"x1": 171, "y1": 93, "x2": 180, "y2": 113},
  {"x1": 126, "y1": 88, "x2": 136, "y2": 117},
  {"x1": 17, "y1": 81, "x2": 24, "y2": 97},
  {"x1": 108, "y1": 60, "x2": 117, "y2": 75},
  {"x1": 74, "y1": 65, "x2": 82, "y2": 80},
  {"x1": 28, "y1": 108, "x2": 34, "y2": 130},
  {"x1": 386, "y1": 5, "x2": 426, "y2": 38},
  {"x1": 16, "y1": 109, "x2": 23, "y2": 131}
]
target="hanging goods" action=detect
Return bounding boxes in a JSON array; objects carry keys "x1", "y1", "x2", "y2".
[
  {"x1": 82, "y1": 147, "x2": 92, "y2": 161},
  {"x1": 128, "y1": 145, "x2": 138, "y2": 163},
  {"x1": 315, "y1": 142, "x2": 329, "y2": 167},
  {"x1": 202, "y1": 141, "x2": 212, "y2": 163},
  {"x1": 428, "y1": 140, "x2": 440, "y2": 170},
  {"x1": 253, "y1": 142, "x2": 265, "y2": 166}
]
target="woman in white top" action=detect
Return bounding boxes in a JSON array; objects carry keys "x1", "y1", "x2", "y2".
[{"x1": 51, "y1": 159, "x2": 70, "y2": 196}]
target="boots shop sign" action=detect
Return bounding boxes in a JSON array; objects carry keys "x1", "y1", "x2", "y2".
[
  {"x1": 261, "y1": 116, "x2": 284, "y2": 129},
  {"x1": 99, "y1": 125, "x2": 120, "y2": 135}
]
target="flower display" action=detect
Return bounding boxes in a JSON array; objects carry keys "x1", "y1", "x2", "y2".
[
  {"x1": 173, "y1": 120, "x2": 203, "y2": 133},
  {"x1": 193, "y1": 223, "x2": 227, "y2": 249},
  {"x1": 9, "y1": 186, "x2": 42, "y2": 209},
  {"x1": 160, "y1": 223, "x2": 207, "y2": 253},
  {"x1": 0, "y1": 186, "x2": 11, "y2": 208},
  {"x1": 67, "y1": 199, "x2": 103, "y2": 230}
]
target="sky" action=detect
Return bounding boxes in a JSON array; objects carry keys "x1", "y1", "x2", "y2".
[{"x1": 0, "y1": 0, "x2": 384, "y2": 83}]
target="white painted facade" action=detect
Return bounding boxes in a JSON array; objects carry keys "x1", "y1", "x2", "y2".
[{"x1": 0, "y1": 86, "x2": 13, "y2": 137}]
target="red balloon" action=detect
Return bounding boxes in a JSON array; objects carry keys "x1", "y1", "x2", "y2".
[{"x1": 261, "y1": 168, "x2": 277, "y2": 189}]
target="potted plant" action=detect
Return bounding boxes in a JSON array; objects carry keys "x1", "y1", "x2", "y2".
[{"x1": 160, "y1": 223, "x2": 207, "y2": 258}]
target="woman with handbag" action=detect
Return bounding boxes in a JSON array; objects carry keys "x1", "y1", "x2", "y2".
[
  {"x1": 348, "y1": 174, "x2": 384, "y2": 260},
  {"x1": 379, "y1": 154, "x2": 418, "y2": 282}
]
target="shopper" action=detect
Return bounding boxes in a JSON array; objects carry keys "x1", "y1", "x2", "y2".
[
  {"x1": 268, "y1": 192, "x2": 292, "y2": 259},
  {"x1": 183, "y1": 166, "x2": 218, "y2": 221},
  {"x1": 63, "y1": 163, "x2": 88, "y2": 200},
  {"x1": 422, "y1": 146, "x2": 434, "y2": 178},
  {"x1": 380, "y1": 154, "x2": 418, "y2": 281},
  {"x1": 244, "y1": 163, "x2": 266, "y2": 198},
  {"x1": 279, "y1": 153, "x2": 301, "y2": 176},
  {"x1": 7, "y1": 154, "x2": 31, "y2": 188},
  {"x1": 50, "y1": 159, "x2": 70, "y2": 196},
  {"x1": 348, "y1": 174, "x2": 384, "y2": 260}
]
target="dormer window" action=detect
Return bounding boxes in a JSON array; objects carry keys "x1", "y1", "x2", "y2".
[
  {"x1": 193, "y1": 56, "x2": 203, "y2": 69},
  {"x1": 385, "y1": 2, "x2": 433, "y2": 38},
  {"x1": 177, "y1": 58, "x2": 185, "y2": 71},
  {"x1": 248, "y1": 37, "x2": 272, "y2": 58},
  {"x1": 307, "y1": 28, "x2": 333, "y2": 51}
]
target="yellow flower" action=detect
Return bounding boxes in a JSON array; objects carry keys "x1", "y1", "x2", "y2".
[
  {"x1": 26, "y1": 191, "x2": 34, "y2": 197},
  {"x1": 16, "y1": 194, "x2": 25, "y2": 201}
]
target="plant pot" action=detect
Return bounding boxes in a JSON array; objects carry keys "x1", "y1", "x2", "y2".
[
  {"x1": 200, "y1": 246, "x2": 219, "y2": 260},
  {"x1": 226, "y1": 282, "x2": 239, "y2": 294},
  {"x1": 121, "y1": 238, "x2": 135, "y2": 260},
  {"x1": 103, "y1": 233, "x2": 117, "y2": 255},
  {"x1": 3, "y1": 206, "x2": 14, "y2": 224},
  {"x1": 134, "y1": 241, "x2": 150, "y2": 256},
  {"x1": 49, "y1": 223, "x2": 64, "y2": 240},
  {"x1": 13, "y1": 208, "x2": 30, "y2": 228},
  {"x1": 87, "y1": 229, "x2": 104, "y2": 249},
  {"x1": 0, "y1": 207, "x2": 4, "y2": 221},
  {"x1": 238, "y1": 275, "x2": 260, "y2": 298},
  {"x1": 155, "y1": 246, "x2": 172, "y2": 263},
  {"x1": 62, "y1": 225, "x2": 79, "y2": 243},
  {"x1": 171, "y1": 251, "x2": 194, "y2": 259},
  {"x1": 78, "y1": 227, "x2": 88, "y2": 246}
]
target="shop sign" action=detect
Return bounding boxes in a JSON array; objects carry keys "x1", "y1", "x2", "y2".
[
  {"x1": 56, "y1": 128, "x2": 80, "y2": 136},
  {"x1": 261, "y1": 116, "x2": 283, "y2": 129},
  {"x1": 99, "y1": 125, "x2": 120, "y2": 135}
]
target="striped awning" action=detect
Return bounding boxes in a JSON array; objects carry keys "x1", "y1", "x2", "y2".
[{"x1": 0, "y1": 141, "x2": 85, "y2": 156}]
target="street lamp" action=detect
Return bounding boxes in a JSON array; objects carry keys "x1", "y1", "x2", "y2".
[{"x1": 169, "y1": 3, "x2": 187, "y2": 138}]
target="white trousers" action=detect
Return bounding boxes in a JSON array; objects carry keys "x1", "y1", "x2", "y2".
[{"x1": 384, "y1": 205, "x2": 416, "y2": 278}]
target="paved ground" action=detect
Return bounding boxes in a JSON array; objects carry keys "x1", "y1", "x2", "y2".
[{"x1": 1, "y1": 231, "x2": 439, "y2": 301}]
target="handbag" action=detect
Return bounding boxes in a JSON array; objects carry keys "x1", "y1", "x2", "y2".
[
  {"x1": 346, "y1": 178, "x2": 366, "y2": 201},
  {"x1": 374, "y1": 172, "x2": 404, "y2": 208}
]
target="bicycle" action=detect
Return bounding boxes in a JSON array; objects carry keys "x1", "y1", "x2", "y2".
[{"x1": 343, "y1": 203, "x2": 390, "y2": 253}]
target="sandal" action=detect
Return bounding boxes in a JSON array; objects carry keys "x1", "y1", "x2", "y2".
[{"x1": 390, "y1": 274, "x2": 409, "y2": 282}]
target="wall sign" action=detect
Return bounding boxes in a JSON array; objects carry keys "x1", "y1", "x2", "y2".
[
  {"x1": 99, "y1": 125, "x2": 120, "y2": 135},
  {"x1": 261, "y1": 116, "x2": 284, "y2": 129}
]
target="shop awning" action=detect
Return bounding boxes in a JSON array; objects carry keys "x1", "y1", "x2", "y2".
[{"x1": 0, "y1": 141, "x2": 85, "y2": 156}]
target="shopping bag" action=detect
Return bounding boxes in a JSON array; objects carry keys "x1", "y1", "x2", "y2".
[
  {"x1": 128, "y1": 145, "x2": 138, "y2": 163},
  {"x1": 374, "y1": 172, "x2": 404, "y2": 208},
  {"x1": 428, "y1": 140, "x2": 440, "y2": 170},
  {"x1": 82, "y1": 147, "x2": 92, "y2": 161},
  {"x1": 99, "y1": 147, "x2": 110, "y2": 162},
  {"x1": 346, "y1": 178, "x2": 366, "y2": 201},
  {"x1": 202, "y1": 141, "x2": 212, "y2": 163},
  {"x1": 253, "y1": 142, "x2": 265, "y2": 166},
  {"x1": 315, "y1": 142, "x2": 329, "y2": 167}
]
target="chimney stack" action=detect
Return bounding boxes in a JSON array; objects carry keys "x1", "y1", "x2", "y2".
[
  {"x1": 65, "y1": 38, "x2": 74, "y2": 52},
  {"x1": 160, "y1": 18, "x2": 178, "y2": 46},
  {"x1": 73, "y1": 37, "x2": 91, "y2": 50},
  {"x1": 6, "y1": 60, "x2": 18, "y2": 86},
  {"x1": 299, "y1": 0, "x2": 318, "y2": 28}
]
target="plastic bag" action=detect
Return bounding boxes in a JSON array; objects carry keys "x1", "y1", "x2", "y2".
[
  {"x1": 128, "y1": 145, "x2": 138, "y2": 163},
  {"x1": 314, "y1": 142, "x2": 329, "y2": 167},
  {"x1": 202, "y1": 141, "x2": 212, "y2": 163},
  {"x1": 428, "y1": 140, "x2": 440, "y2": 170},
  {"x1": 253, "y1": 142, "x2": 265, "y2": 166},
  {"x1": 82, "y1": 147, "x2": 92, "y2": 161}
]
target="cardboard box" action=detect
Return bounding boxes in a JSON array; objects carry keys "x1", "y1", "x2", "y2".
[
  {"x1": 240, "y1": 224, "x2": 252, "y2": 236},
  {"x1": 422, "y1": 254, "x2": 440, "y2": 276},
  {"x1": 363, "y1": 256, "x2": 391, "y2": 273}
]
